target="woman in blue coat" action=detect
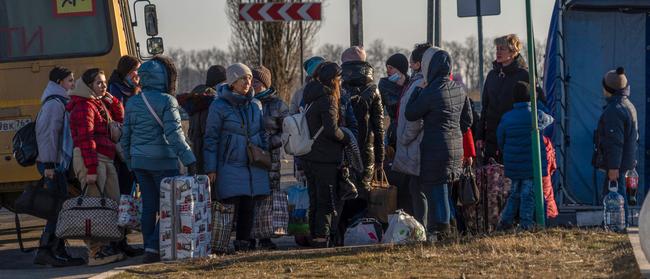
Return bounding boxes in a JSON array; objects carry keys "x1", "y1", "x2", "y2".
[
  {"x1": 204, "y1": 63, "x2": 270, "y2": 251},
  {"x1": 120, "y1": 55, "x2": 197, "y2": 263}
]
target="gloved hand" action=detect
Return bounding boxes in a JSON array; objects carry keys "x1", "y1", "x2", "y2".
[{"x1": 187, "y1": 163, "x2": 198, "y2": 176}]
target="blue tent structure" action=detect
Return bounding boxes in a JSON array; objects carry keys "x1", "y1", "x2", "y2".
[{"x1": 544, "y1": 0, "x2": 650, "y2": 215}]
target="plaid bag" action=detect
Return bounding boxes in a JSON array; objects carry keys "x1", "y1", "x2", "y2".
[
  {"x1": 253, "y1": 190, "x2": 289, "y2": 238},
  {"x1": 211, "y1": 201, "x2": 235, "y2": 253},
  {"x1": 117, "y1": 183, "x2": 141, "y2": 231}
]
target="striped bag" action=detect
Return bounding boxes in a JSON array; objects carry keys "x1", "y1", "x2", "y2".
[{"x1": 252, "y1": 190, "x2": 289, "y2": 239}]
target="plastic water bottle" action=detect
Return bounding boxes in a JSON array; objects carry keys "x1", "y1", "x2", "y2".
[
  {"x1": 603, "y1": 181, "x2": 626, "y2": 232},
  {"x1": 625, "y1": 168, "x2": 639, "y2": 206}
]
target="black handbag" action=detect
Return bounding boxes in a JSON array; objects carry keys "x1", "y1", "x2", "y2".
[
  {"x1": 458, "y1": 166, "x2": 480, "y2": 206},
  {"x1": 14, "y1": 178, "x2": 65, "y2": 221}
]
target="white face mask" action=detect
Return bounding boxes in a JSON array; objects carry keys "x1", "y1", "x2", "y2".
[{"x1": 388, "y1": 72, "x2": 401, "y2": 82}]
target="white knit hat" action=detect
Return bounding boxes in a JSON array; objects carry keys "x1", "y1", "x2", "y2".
[{"x1": 226, "y1": 63, "x2": 252, "y2": 86}]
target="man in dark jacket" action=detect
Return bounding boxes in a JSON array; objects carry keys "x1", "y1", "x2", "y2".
[
  {"x1": 476, "y1": 34, "x2": 529, "y2": 162},
  {"x1": 341, "y1": 46, "x2": 385, "y2": 192},
  {"x1": 593, "y1": 67, "x2": 638, "y2": 225},
  {"x1": 405, "y1": 47, "x2": 472, "y2": 240}
]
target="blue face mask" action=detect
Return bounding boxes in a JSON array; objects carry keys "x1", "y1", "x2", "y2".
[
  {"x1": 388, "y1": 72, "x2": 401, "y2": 82},
  {"x1": 125, "y1": 75, "x2": 136, "y2": 88}
]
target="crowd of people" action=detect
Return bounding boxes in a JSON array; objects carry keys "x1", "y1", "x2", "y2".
[{"x1": 31, "y1": 33, "x2": 638, "y2": 267}]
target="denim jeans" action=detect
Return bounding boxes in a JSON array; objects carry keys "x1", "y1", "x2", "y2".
[
  {"x1": 422, "y1": 182, "x2": 450, "y2": 233},
  {"x1": 500, "y1": 179, "x2": 535, "y2": 230},
  {"x1": 36, "y1": 163, "x2": 68, "y2": 234},
  {"x1": 133, "y1": 168, "x2": 179, "y2": 253}
]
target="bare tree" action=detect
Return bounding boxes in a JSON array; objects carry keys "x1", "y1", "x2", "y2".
[
  {"x1": 318, "y1": 43, "x2": 344, "y2": 64},
  {"x1": 226, "y1": 0, "x2": 321, "y2": 102}
]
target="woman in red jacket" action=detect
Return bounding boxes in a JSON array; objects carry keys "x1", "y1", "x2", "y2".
[{"x1": 67, "y1": 68, "x2": 125, "y2": 266}]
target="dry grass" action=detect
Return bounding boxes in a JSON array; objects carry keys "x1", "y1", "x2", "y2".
[{"x1": 114, "y1": 229, "x2": 640, "y2": 279}]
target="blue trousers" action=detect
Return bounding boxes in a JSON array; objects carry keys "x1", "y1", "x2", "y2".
[
  {"x1": 500, "y1": 179, "x2": 535, "y2": 230},
  {"x1": 133, "y1": 169, "x2": 179, "y2": 253},
  {"x1": 422, "y1": 182, "x2": 450, "y2": 233},
  {"x1": 37, "y1": 163, "x2": 68, "y2": 234}
]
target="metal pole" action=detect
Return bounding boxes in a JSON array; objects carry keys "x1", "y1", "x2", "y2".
[
  {"x1": 427, "y1": 0, "x2": 433, "y2": 44},
  {"x1": 525, "y1": 0, "x2": 545, "y2": 228},
  {"x1": 257, "y1": 0, "x2": 262, "y2": 65},
  {"x1": 300, "y1": 20, "x2": 304, "y2": 85},
  {"x1": 349, "y1": 0, "x2": 363, "y2": 46},
  {"x1": 434, "y1": 0, "x2": 441, "y2": 46},
  {"x1": 477, "y1": 0, "x2": 485, "y2": 90}
]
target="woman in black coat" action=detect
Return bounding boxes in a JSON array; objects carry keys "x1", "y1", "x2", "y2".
[
  {"x1": 302, "y1": 62, "x2": 351, "y2": 248},
  {"x1": 405, "y1": 47, "x2": 472, "y2": 240},
  {"x1": 476, "y1": 34, "x2": 529, "y2": 161}
]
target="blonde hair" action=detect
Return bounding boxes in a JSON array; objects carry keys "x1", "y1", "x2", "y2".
[{"x1": 494, "y1": 34, "x2": 522, "y2": 53}]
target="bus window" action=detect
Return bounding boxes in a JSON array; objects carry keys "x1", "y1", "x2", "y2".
[{"x1": 0, "y1": 0, "x2": 111, "y2": 62}]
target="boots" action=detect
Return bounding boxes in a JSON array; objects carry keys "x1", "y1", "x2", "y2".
[
  {"x1": 33, "y1": 233, "x2": 84, "y2": 267},
  {"x1": 53, "y1": 237, "x2": 85, "y2": 265},
  {"x1": 113, "y1": 238, "x2": 144, "y2": 257}
]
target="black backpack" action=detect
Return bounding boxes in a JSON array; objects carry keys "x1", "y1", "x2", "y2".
[
  {"x1": 12, "y1": 95, "x2": 66, "y2": 167},
  {"x1": 12, "y1": 122, "x2": 38, "y2": 167}
]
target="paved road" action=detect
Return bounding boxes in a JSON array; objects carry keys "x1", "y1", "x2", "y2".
[{"x1": 0, "y1": 159, "x2": 300, "y2": 278}]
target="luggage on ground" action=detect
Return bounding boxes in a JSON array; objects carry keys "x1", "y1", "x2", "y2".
[
  {"x1": 463, "y1": 159, "x2": 511, "y2": 233},
  {"x1": 211, "y1": 201, "x2": 235, "y2": 253},
  {"x1": 159, "y1": 175, "x2": 212, "y2": 261},
  {"x1": 56, "y1": 185, "x2": 123, "y2": 241},
  {"x1": 287, "y1": 184, "x2": 310, "y2": 235},
  {"x1": 252, "y1": 189, "x2": 289, "y2": 238},
  {"x1": 367, "y1": 170, "x2": 397, "y2": 223},
  {"x1": 382, "y1": 210, "x2": 426, "y2": 244}
]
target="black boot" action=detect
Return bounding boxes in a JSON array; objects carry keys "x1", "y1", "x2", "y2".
[
  {"x1": 258, "y1": 238, "x2": 278, "y2": 250},
  {"x1": 33, "y1": 233, "x2": 83, "y2": 267},
  {"x1": 115, "y1": 238, "x2": 144, "y2": 257},
  {"x1": 233, "y1": 240, "x2": 254, "y2": 252},
  {"x1": 53, "y1": 237, "x2": 85, "y2": 266}
]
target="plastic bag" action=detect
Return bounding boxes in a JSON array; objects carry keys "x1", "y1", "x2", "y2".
[
  {"x1": 343, "y1": 218, "x2": 383, "y2": 246},
  {"x1": 117, "y1": 183, "x2": 142, "y2": 230},
  {"x1": 287, "y1": 184, "x2": 310, "y2": 235},
  {"x1": 382, "y1": 210, "x2": 426, "y2": 244}
]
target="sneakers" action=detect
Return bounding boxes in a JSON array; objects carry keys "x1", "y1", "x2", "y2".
[
  {"x1": 258, "y1": 238, "x2": 278, "y2": 250},
  {"x1": 53, "y1": 238, "x2": 85, "y2": 266},
  {"x1": 142, "y1": 252, "x2": 160, "y2": 264},
  {"x1": 87, "y1": 246, "x2": 125, "y2": 266}
]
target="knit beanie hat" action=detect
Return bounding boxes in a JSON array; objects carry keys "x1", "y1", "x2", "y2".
[
  {"x1": 304, "y1": 56, "x2": 325, "y2": 77},
  {"x1": 206, "y1": 65, "x2": 227, "y2": 87},
  {"x1": 318, "y1": 62, "x2": 342, "y2": 85},
  {"x1": 49, "y1": 66, "x2": 72, "y2": 83},
  {"x1": 341, "y1": 46, "x2": 367, "y2": 63},
  {"x1": 602, "y1": 67, "x2": 629, "y2": 94},
  {"x1": 226, "y1": 63, "x2": 252, "y2": 86},
  {"x1": 251, "y1": 65, "x2": 272, "y2": 88},
  {"x1": 513, "y1": 81, "x2": 531, "y2": 103},
  {"x1": 386, "y1": 53, "x2": 409, "y2": 76}
]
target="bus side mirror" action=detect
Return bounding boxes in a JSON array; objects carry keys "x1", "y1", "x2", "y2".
[
  {"x1": 144, "y1": 4, "x2": 158, "y2": 36},
  {"x1": 147, "y1": 37, "x2": 164, "y2": 55}
]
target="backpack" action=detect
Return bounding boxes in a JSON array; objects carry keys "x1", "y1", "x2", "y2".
[
  {"x1": 12, "y1": 95, "x2": 67, "y2": 167},
  {"x1": 281, "y1": 104, "x2": 324, "y2": 156}
]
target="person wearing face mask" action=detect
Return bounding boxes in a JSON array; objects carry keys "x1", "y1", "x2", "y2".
[
  {"x1": 67, "y1": 68, "x2": 126, "y2": 266},
  {"x1": 204, "y1": 63, "x2": 270, "y2": 252},
  {"x1": 476, "y1": 34, "x2": 529, "y2": 162},
  {"x1": 33, "y1": 66, "x2": 85, "y2": 267},
  {"x1": 378, "y1": 53, "x2": 409, "y2": 149},
  {"x1": 108, "y1": 55, "x2": 141, "y2": 104},
  {"x1": 107, "y1": 56, "x2": 145, "y2": 258}
]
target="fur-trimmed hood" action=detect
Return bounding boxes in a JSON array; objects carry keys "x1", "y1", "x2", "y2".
[{"x1": 138, "y1": 55, "x2": 178, "y2": 95}]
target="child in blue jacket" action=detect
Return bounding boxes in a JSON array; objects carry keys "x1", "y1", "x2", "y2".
[{"x1": 496, "y1": 81, "x2": 554, "y2": 231}]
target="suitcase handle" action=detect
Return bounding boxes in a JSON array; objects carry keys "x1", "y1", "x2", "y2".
[{"x1": 372, "y1": 169, "x2": 390, "y2": 188}]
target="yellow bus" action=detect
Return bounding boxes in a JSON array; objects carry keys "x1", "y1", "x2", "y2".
[{"x1": 0, "y1": 0, "x2": 162, "y2": 209}]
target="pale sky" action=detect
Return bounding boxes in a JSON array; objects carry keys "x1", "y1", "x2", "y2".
[{"x1": 142, "y1": 0, "x2": 555, "y2": 51}]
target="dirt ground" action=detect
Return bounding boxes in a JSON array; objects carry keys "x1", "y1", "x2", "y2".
[{"x1": 112, "y1": 228, "x2": 640, "y2": 279}]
